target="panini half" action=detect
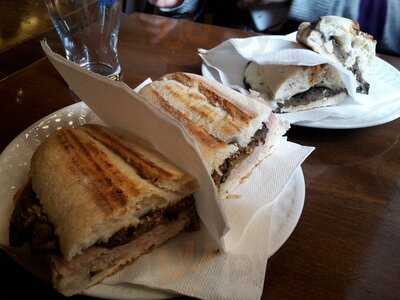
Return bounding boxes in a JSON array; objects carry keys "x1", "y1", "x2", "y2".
[
  {"x1": 139, "y1": 72, "x2": 288, "y2": 188},
  {"x1": 9, "y1": 124, "x2": 198, "y2": 296}
]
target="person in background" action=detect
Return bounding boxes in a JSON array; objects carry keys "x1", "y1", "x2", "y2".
[
  {"x1": 145, "y1": 0, "x2": 399, "y2": 55},
  {"x1": 146, "y1": 0, "x2": 205, "y2": 20}
]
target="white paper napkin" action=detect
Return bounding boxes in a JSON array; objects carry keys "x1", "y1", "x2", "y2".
[
  {"x1": 104, "y1": 140, "x2": 313, "y2": 300},
  {"x1": 199, "y1": 35, "x2": 400, "y2": 125}
]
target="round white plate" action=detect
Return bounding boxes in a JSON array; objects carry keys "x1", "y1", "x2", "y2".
[
  {"x1": 202, "y1": 59, "x2": 400, "y2": 129},
  {"x1": 0, "y1": 102, "x2": 305, "y2": 299}
]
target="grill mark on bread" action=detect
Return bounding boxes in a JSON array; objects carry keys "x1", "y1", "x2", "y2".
[
  {"x1": 83, "y1": 141, "x2": 140, "y2": 200},
  {"x1": 81, "y1": 125, "x2": 198, "y2": 196},
  {"x1": 58, "y1": 129, "x2": 133, "y2": 211},
  {"x1": 148, "y1": 87, "x2": 228, "y2": 149},
  {"x1": 165, "y1": 72, "x2": 254, "y2": 124},
  {"x1": 163, "y1": 84, "x2": 211, "y2": 119},
  {"x1": 198, "y1": 83, "x2": 253, "y2": 124},
  {"x1": 162, "y1": 81, "x2": 243, "y2": 135},
  {"x1": 65, "y1": 130, "x2": 131, "y2": 207},
  {"x1": 56, "y1": 130, "x2": 114, "y2": 213},
  {"x1": 81, "y1": 125, "x2": 177, "y2": 186}
]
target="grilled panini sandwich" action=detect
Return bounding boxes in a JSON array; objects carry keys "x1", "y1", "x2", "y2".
[
  {"x1": 9, "y1": 124, "x2": 198, "y2": 296},
  {"x1": 139, "y1": 72, "x2": 288, "y2": 187}
]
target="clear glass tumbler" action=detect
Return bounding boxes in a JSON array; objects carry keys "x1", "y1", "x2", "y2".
[{"x1": 44, "y1": 0, "x2": 122, "y2": 80}]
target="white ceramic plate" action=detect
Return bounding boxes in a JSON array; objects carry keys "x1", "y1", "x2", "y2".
[
  {"x1": 202, "y1": 58, "x2": 400, "y2": 129},
  {"x1": 0, "y1": 102, "x2": 305, "y2": 299}
]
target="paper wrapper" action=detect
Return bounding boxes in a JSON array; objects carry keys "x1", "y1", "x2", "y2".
[
  {"x1": 199, "y1": 34, "x2": 400, "y2": 125},
  {"x1": 0, "y1": 42, "x2": 314, "y2": 300}
]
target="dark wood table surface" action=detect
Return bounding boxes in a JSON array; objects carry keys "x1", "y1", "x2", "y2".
[
  {"x1": 1, "y1": 12, "x2": 400, "y2": 300},
  {"x1": 0, "y1": 0, "x2": 54, "y2": 78}
]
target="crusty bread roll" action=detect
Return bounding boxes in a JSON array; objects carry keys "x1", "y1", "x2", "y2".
[
  {"x1": 297, "y1": 16, "x2": 376, "y2": 94},
  {"x1": 11, "y1": 124, "x2": 199, "y2": 296}
]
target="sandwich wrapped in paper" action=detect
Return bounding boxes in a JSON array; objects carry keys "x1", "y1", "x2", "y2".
[
  {"x1": 4, "y1": 44, "x2": 288, "y2": 297},
  {"x1": 9, "y1": 125, "x2": 199, "y2": 296},
  {"x1": 199, "y1": 15, "x2": 380, "y2": 118},
  {"x1": 40, "y1": 41, "x2": 228, "y2": 251},
  {"x1": 139, "y1": 72, "x2": 288, "y2": 191},
  {"x1": 0, "y1": 42, "x2": 316, "y2": 300},
  {"x1": 244, "y1": 63, "x2": 347, "y2": 112}
]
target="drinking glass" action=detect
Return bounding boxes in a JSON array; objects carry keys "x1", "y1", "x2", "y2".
[{"x1": 44, "y1": 0, "x2": 122, "y2": 80}]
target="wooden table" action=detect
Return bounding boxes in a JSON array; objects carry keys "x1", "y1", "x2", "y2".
[
  {"x1": 1, "y1": 12, "x2": 400, "y2": 300},
  {"x1": 0, "y1": 0, "x2": 54, "y2": 78}
]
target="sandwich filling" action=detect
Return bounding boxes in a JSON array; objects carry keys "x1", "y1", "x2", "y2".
[
  {"x1": 211, "y1": 123, "x2": 268, "y2": 185},
  {"x1": 275, "y1": 87, "x2": 346, "y2": 113},
  {"x1": 9, "y1": 181, "x2": 198, "y2": 254}
]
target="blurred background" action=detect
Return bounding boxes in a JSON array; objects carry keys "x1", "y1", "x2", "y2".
[{"x1": 1, "y1": 0, "x2": 398, "y2": 80}]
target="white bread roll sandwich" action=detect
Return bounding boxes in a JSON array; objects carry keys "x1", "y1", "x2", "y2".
[{"x1": 9, "y1": 124, "x2": 199, "y2": 296}]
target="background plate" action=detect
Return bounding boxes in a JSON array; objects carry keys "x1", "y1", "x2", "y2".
[{"x1": 202, "y1": 56, "x2": 400, "y2": 129}]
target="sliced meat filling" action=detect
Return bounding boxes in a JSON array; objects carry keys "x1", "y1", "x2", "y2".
[
  {"x1": 212, "y1": 123, "x2": 268, "y2": 186},
  {"x1": 351, "y1": 63, "x2": 370, "y2": 94},
  {"x1": 99, "y1": 196, "x2": 198, "y2": 248},
  {"x1": 9, "y1": 182, "x2": 198, "y2": 254},
  {"x1": 275, "y1": 86, "x2": 346, "y2": 113},
  {"x1": 9, "y1": 181, "x2": 58, "y2": 253}
]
